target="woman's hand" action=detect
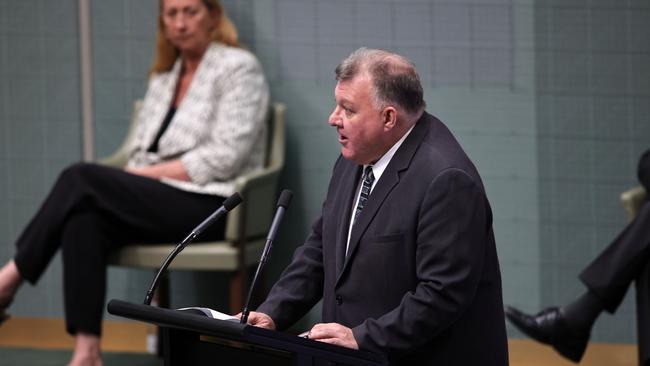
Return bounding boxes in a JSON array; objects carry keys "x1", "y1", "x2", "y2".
[{"x1": 126, "y1": 160, "x2": 190, "y2": 181}]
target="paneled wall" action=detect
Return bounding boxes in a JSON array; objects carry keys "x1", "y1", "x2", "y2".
[
  {"x1": 534, "y1": 0, "x2": 650, "y2": 343},
  {"x1": 0, "y1": 0, "x2": 648, "y2": 345},
  {"x1": 0, "y1": 0, "x2": 81, "y2": 317}
]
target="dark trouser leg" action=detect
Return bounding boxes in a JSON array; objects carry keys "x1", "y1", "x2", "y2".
[
  {"x1": 636, "y1": 263, "x2": 650, "y2": 366},
  {"x1": 13, "y1": 163, "x2": 225, "y2": 335},
  {"x1": 62, "y1": 211, "x2": 115, "y2": 336},
  {"x1": 13, "y1": 163, "x2": 101, "y2": 283},
  {"x1": 637, "y1": 149, "x2": 650, "y2": 192},
  {"x1": 580, "y1": 201, "x2": 650, "y2": 313}
]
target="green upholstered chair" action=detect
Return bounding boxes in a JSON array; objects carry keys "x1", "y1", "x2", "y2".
[{"x1": 102, "y1": 101, "x2": 286, "y2": 313}]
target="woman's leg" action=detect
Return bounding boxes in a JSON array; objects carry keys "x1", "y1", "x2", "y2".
[
  {"x1": 11, "y1": 161, "x2": 224, "y2": 285},
  {"x1": 62, "y1": 211, "x2": 116, "y2": 337},
  {"x1": 3, "y1": 162, "x2": 225, "y2": 362},
  {"x1": 0, "y1": 162, "x2": 101, "y2": 316},
  {"x1": 12, "y1": 163, "x2": 106, "y2": 284}
]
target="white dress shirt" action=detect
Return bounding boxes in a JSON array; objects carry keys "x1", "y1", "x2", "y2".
[{"x1": 345, "y1": 125, "x2": 415, "y2": 255}]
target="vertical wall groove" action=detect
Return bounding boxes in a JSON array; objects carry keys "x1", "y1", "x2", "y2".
[{"x1": 79, "y1": 0, "x2": 94, "y2": 161}]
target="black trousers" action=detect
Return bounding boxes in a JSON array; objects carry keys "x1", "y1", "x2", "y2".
[
  {"x1": 580, "y1": 201, "x2": 650, "y2": 312},
  {"x1": 579, "y1": 201, "x2": 650, "y2": 365},
  {"x1": 13, "y1": 163, "x2": 226, "y2": 336},
  {"x1": 579, "y1": 149, "x2": 650, "y2": 365}
]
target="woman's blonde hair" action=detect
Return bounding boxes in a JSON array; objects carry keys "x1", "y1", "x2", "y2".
[{"x1": 150, "y1": 0, "x2": 239, "y2": 74}]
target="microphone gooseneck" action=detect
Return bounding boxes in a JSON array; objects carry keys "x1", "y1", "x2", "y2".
[
  {"x1": 240, "y1": 189, "x2": 293, "y2": 324},
  {"x1": 143, "y1": 192, "x2": 243, "y2": 305}
]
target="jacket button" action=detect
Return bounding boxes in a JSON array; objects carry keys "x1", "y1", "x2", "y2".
[{"x1": 336, "y1": 295, "x2": 343, "y2": 305}]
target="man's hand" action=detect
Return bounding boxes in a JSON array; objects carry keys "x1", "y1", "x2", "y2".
[
  {"x1": 239, "y1": 311, "x2": 276, "y2": 330},
  {"x1": 305, "y1": 323, "x2": 358, "y2": 349}
]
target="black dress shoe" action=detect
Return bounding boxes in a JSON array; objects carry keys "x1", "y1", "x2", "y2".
[{"x1": 505, "y1": 306, "x2": 590, "y2": 363}]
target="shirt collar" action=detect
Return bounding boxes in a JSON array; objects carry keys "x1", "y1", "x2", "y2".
[{"x1": 364, "y1": 124, "x2": 415, "y2": 183}]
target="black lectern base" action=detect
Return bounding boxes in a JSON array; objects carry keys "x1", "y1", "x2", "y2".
[{"x1": 165, "y1": 328, "x2": 290, "y2": 365}]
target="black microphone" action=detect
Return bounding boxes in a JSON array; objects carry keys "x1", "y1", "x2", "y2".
[
  {"x1": 143, "y1": 192, "x2": 243, "y2": 305},
  {"x1": 240, "y1": 189, "x2": 293, "y2": 324}
]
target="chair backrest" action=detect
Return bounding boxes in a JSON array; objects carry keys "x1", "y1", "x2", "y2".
[
  {"x1": 266, "y1": 104, "x2": 286, "y2": 170},
  {"x1": 101, "y1": 101, "x2": 286, "y2": 245},
  {"x1": 621, "y1": 185, "x2": 647, "y2": 222},
  {"x1": 99, "y1": 100, "x2": 143, "y2": 168},
  {"x1": 223, "y1": 103, "x2": 286, "y2": 243}
]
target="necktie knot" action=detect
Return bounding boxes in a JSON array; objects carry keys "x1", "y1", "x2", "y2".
[{"x1": 363, "y1": 166, "x2": 375, "y2": 185}]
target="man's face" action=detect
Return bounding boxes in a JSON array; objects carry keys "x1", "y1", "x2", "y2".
[{"x1": 329, "y1": 75, "x2": 387, "y2": 165}]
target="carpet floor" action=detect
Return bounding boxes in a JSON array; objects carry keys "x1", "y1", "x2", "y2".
[{"x1": 0, "y1": 347, "x2": 162, "y2": 366}]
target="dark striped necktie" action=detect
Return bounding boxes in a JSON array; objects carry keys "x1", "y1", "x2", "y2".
[{"x1": 353, "y1": 166, "x2": 375, "y2": 225}]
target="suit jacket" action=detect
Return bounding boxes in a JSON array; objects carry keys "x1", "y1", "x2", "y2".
[
  {"x1": 258, "y1": 112, "x2": 508, "y2": 365},
  {"x1": 127, "y1": 42, "x2": 270, "y2": 196}
]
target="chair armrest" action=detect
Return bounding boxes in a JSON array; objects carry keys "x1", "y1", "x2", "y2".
[
  {"x1": 621, "y1": 186, "x2": 647, "y2": 222},
  {"x1": 234, "y1": 165, "x2": 282, "y2": 192},
  {"x1": 98, "y1": 150, "x2": 130, "y2": 168},
  {"x1": 224, "y1": 165, "x2": 282, "y2": 242},
  {"x1": 98, "y1": 100, "x2": 143, "y2": 169}
]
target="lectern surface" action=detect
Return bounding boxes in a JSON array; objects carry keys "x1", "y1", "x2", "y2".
[{"x1": 107, "y1": 299, "x2": 388, "y2": 366}]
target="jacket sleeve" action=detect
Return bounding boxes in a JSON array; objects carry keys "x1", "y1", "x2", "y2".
[
  {"x1": 181, "y1": 53, "x2": 269, "y2": 184},
  {"x1": 352, "y1": 168, "x2": 489, "y2": 359},
  {"x1": 255, "y1": 213, "x2": 326, "y2": 330},
  {"x1": 255, "y1": 156, "x2": 347, "y2": 329}
]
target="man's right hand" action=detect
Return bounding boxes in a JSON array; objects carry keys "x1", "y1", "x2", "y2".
[{"x1": 238, "y1": 311, "x2": 276, "y2": 330}]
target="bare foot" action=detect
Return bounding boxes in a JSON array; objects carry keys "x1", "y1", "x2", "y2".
[
  {"x1": 68, "y1": 332, "x2": 103, "y2": 366},
  {"x1": 67, "y1": 353, "x2": 103, "y2": 366},
  {"x1": 0, "y1": 260, "x2": 22, "y2": 321}
]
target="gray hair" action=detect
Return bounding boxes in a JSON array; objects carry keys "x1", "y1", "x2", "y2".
[{"x1": 335, "y1": 47, "x2": 425, "y2": 115}]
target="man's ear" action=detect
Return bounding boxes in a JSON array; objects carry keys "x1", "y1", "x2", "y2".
[{"x1": 382, "y1": 106, "x2": 398, "y2": 130}]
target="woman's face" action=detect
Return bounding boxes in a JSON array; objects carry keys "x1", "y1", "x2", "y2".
[{"x1": 161, "y1": 0, "x2": 218, "y2": 57}]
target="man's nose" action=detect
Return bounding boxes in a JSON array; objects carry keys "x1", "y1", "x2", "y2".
[{"x1": 328, "y1": 107, "x2": 340, "y2": 126}]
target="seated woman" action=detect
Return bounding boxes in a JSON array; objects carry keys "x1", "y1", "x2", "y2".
[
  {"x1": 0, "y1": 0, "x2": 269, "y2": 365},
  {"x1": 505, "y1": 148, "x2": 650, "y2": 364}
]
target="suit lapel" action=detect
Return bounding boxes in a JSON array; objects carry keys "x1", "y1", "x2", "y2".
[
  {"x1": 141, "y1": 61, "x2": 180, "y2": 149},
  {"x1": 158, "y1": 45, "x2": 214, "y2": 152},
  {"x1": 335, "y1": 114, "x2": 431, "y2": 286},
  {"x1": 344, "y1": 165, "x2": 399, "y2": 259},
  {"x1": 335, "y1": 164, "x2": 362, "y2": 275}
]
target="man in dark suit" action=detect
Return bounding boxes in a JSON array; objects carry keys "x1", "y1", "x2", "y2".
[
  {"x1": 505, "y1": 149, "x2": 650, "y2": 365},
  {"x1": 246, "y1": 48, "x2": 508, "y2": 365}
]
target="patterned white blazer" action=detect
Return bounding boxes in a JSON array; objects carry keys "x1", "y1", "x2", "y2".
[{"x1": 127, "y1": 42, "x2": 270, "y2": 197}]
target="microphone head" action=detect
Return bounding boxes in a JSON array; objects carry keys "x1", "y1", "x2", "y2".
[
  {"x1": 223, "y1": 192, "x2": 243, "y2": 211},
  {"x1": 277, "y1": 189, "x2": 293, "y2": 208}
]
